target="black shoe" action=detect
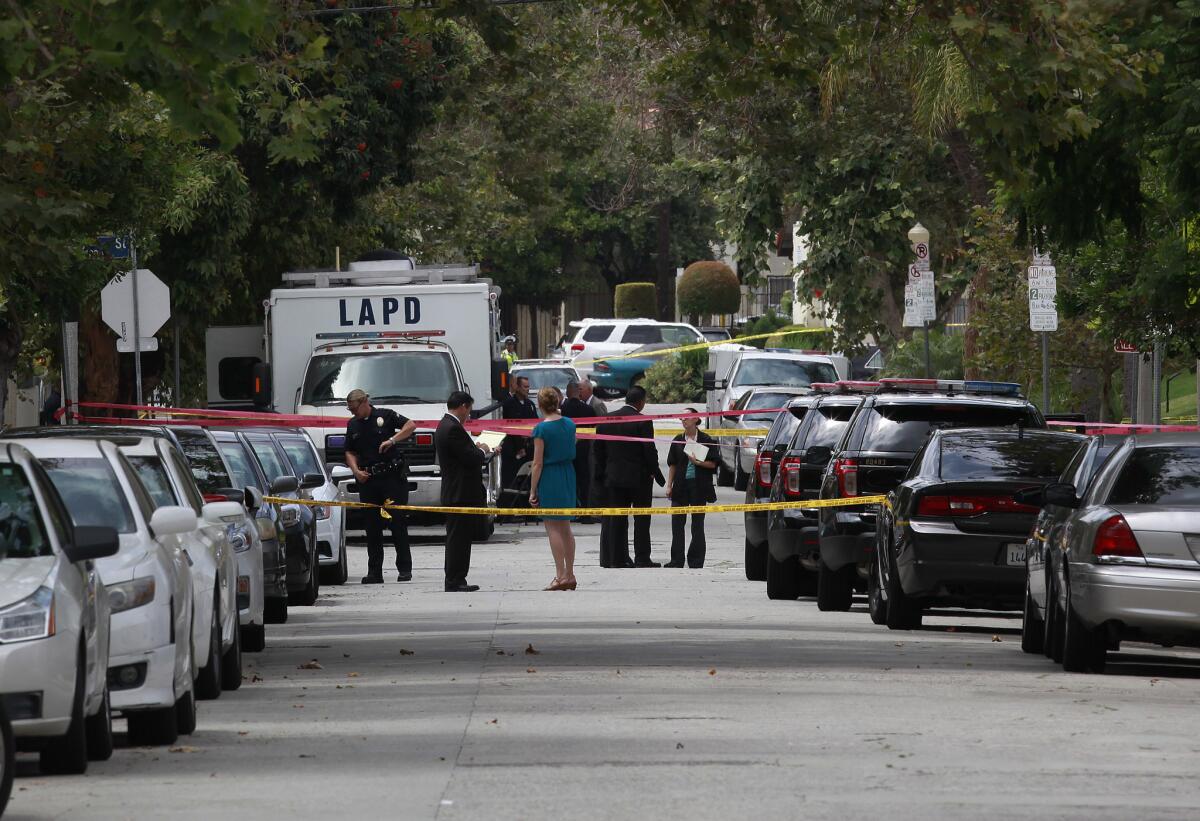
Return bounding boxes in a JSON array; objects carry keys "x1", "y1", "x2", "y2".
[
  {"x1": 664, "y1": 562, "x2": 684, "y2": 568},
  {"x1": 634, "y1": 560, "x2": 662, "y2": 568},
  {"x1": 616, "y1": 560, "x2": 636, "y2": 569},
  {"x1": 396, "y1": 572, "x2": 412, "y2": 582},
  {"x1": 445, "y1": 582, "x2": 480, "y2": 592},
  {"x1": 361, "y1": 576, "x2": 384, "y2": 585}
]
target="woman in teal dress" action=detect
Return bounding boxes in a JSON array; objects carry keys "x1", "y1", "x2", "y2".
[{"x1": 530, "y1": 387, "x2": 578, "y2": 590}]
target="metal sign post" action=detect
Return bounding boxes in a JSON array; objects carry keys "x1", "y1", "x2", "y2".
[
  {"x1": 1028, "y1": 253, "x2": 1057, "y2": 414},
  {"x1": 130, "y1": 240, "x2": 143, "y2": 406}
]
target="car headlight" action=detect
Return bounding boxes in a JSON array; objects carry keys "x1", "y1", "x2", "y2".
[
  {"x1": 255, "y1": 517, "x2": 277, "y2": 542},
  {"x1": 279, "y1": 506, "x2": 300, "y2": 528},
  {"x1": 0, "y1": 586, "x2": 55, "y2": 643},
  {"x1": 107, "y1": 577, "x2": 156, "y2": 613},
  {"x1": 227, "y1": 525, "x2": 252, "y2": 553}
]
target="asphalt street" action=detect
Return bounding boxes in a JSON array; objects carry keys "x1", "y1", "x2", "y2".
[{"x1": 8, "y1": 437, "x2": 1200, "y2": 820}]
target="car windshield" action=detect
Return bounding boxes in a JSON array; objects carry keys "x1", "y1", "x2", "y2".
[
  {"x1": 217, "y1": 442, "x2": 261, "y2": 491},
  {"x1": 743, "y1": 392, "x2": 793, "y2": 422},
  {"x1": 0, "y1": 464, "x2": 52, "y2": 561},
  {"x1": 173, "y1": 430, "x2": 232, "y2": 494},
  {"x1": 39, "y1": 457, "x2": 136, "y2": 534},
  {"x1": 125, "y1": 455, "x2": 180, "y2": 508},
  {"x1": 1108, "y1": 446, "x2": 1200, "y2": 506},
  {"x1": 511, "y1": 368, "x2": 578, "y2": 391},
  {"x1": 798, "y1": 404, "x2": 856, "y2": 449},
  {"x1": 248, "y1": 438, "x2": 290, "y2": 484},
  {"x1": 733, "y1": 359, "x2": 838, "y2": 388},
  {"x1": 301, "y1": 351, "x2": 458, "y2": 405},
  {"x1": 939, "y1": 435, "x2": 1081, "y2": 481},
  {"x1": 861, "y1": 403, "x2": 1039, "y2": 453},
  {"x1": 702, "y1": 330, "x2": 731, "y2": 342},
  {"x1": 277, "y1": 437, "x2": 323, "y2": 478}
]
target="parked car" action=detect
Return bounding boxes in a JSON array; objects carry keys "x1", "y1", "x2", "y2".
[
  {"x1": 169, "y1": 426, "x2": 269, "y2": 651},
  {"x1": 873, "y1": 428, "x2": 1083, "y2": 630},
  {"x1": 815, "y1": 379, "x2": 1047, "y2": 613},
  {"x1": 12, "y1": 437, "x2": 197, "y2": 746},
  {"x1": 765, "y1": 384, "x2": 872, "y2": 600},
  {"x1": 713, "y1": 387, "x2": 809, "y2": 490},
  {"x1": 700, "y1": 327, "x2": 732, "y2": 343},
  {"x1": 0, "y1": 443, "x2": 118, "y2": 774},
  {"x1": 114, "y1": 434, "x2": 243, "y2": 698},
  {"x1": 0, "y1": 699, "x2": 11, "y2": 815},
  {"x1": 588, "y1": 342, "x2": 677, "y2": 398},
  {"x1": 508, "y1": 359, "x2": 584, "y2": 397},
  {"x1": 1029, "y1": 433, "x2": 1200, "y2": 673},
  {"x1": 267, "y1": 429, "x2": 347, "y2": 586},
  {"x1": 564, "y1": 319, "x2": 704, "y2": 364},
  {"x1": 211, "y1": 430, "x2": 291, "y2": 623},
  {"x1": 704, "y1": 348, "x2": 841, "y2": 426},
  {"x1": 1021, "y1": 434, "x2": 1122, "y2": 659},
  {"x1": 743, "y1": 396, "x2": 812, "y2": 581}
]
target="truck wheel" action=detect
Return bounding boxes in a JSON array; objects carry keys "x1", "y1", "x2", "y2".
[
  {"x1": 40, "y1": 651, "x2": 88, "y2": 775},
  {"x1": 885, "y1": 550, "x2": 922, "y2": 630},
  {"x1": 766, "y1": 553, "x2": 800, "y2": 600},
  {"x1": 85, "y1": 687, "x2": 113, "y2": 761},
  {"x1": 745, "y1": 538, "x2": 766, "y2": 581},
  {"x1": 817, "y1": 562, "x2": 854, "y2": 612},
  {"x1": 1021, "y1": 579, "x2": 1045, "y2": 655},
  {"x1": 1062, "y1": 584, "x2": 1106, "y2": 674}
]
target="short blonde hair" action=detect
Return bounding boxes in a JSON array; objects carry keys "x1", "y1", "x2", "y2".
[
  {"x1": 346, "y1": 389, "x2": 368, "y2": 404},
  {"x1": 537, "y1": 386, "x2": 559, "y2": 415}
]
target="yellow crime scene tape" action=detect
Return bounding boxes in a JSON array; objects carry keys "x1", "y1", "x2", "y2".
[
  {"x1": 263, "y1": 494, "x2": 885, "y2": 519},
  {"x1": 573, "y1": 327, "x2": 828, "y2": 367}
]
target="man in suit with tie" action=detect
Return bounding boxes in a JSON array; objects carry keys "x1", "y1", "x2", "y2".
[
  {"x1": 592, "y1": 385, "x2": 664, "y2": 568},
  {"x1": 435, "y1": 391, "x2": 492, "y2": 592}
]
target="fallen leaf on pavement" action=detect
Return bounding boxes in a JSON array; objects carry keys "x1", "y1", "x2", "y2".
[
  {"x1": 525, "y1": 644, "x2": 540, "y2": 655},
  {"x1": 526, "y1": 668, "x2": 536, "y2": 673},
  {"x1": 169, "y1": 746, "x2": 199, "y2": 753},
  {"x1": 348, "y1": 672, "x2": 360, "y2": 678},
  {"x1": 399, "y1": 649, "x2": 415, "y2": 656},
  {"x1": 298, "y1": 660, "x2": 324, "y2": 670},
  {"x1": 676, "y1": 743, "x2": 684, "y2": 750},
  {"x1": 237, "y1": 731, "x2": 249, "y2": 736},
  {"x1": 487, "y1": 718, "x2": 499, "y2": 724},
  {"x1": 991, "y1": 635, "x2": 1002, "y2": 642},
  {"x1": 708, "y1": 669, "x2": 716, "y2": 676},
  {"x1": 496, "y1": 650, "x2": 507, "y2": 655},
  {"x1": 292, "y1": 704, "x2": 305, "y2": 709}
]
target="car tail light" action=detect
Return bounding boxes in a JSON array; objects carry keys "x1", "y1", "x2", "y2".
[
  {"x1": 571, "y1": 343, "x2": 585, "y2": 353},
  {"x1": 203, "y1": 493, "x2": 227, "y2": 504},
  {"x1": 415, "y1": 432, "x2": 433, "y2": 447},
  {"x1": 833, "y1": 458, "x2": 857, "y2": 497},
  {"x1": 780, "y1": 455, "x2": 804, "y2": 497},
  {"x1": 916, "y1": 494, "x2": 1041, "y2": 518},
  {"x1": 1093, "y1": 514, "x2": 1143, "y2": 558},
  {"x1": 755, "y1": 453, "x2": 773, "y2": 488},
  {"x1": 593, "y1": 362, "x2": 611, "y2": 372}
]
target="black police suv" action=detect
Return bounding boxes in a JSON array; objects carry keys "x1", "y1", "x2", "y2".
[{"x1": 743, "y1": 397, "x2": 811, "y2": 581}]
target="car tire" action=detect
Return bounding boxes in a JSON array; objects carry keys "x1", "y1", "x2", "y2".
[
  {"x1": 194, "y1": 604, "x2": 223, "y2": 701},
  {"x1": 1062, "y1": 583, "x2": 1106, "y2": 674},
  {"x1": 40, "y1": 649, "x2": 88, "y2": 775},
  {"x1": 733, "y1": 460, "x2": 748, "y2": 492},
  {"x1": 1044, "y1": 577, "x2": 1064, "y2": 663},
  {"x1": 885, "y1": 549, "x2": 922, "y2": 630},
  {"x1": 242, "y1": 623, "x2": 266, "y2": 653},
  {"x1": 766, "y1": 552, "x2": 801, "y2": 600},
  {"x1": 816, "y1": 562, "x2": 854, "y2": 612},
  {"x1": 744, "y1": 538, "x2": 767, "y2": 581},
  {"x1": 1021, "y1": 579, "x2": 1045, "y2": 655},
  {"x1": 0, "y1": 701, "x2": 13, "y2": 817},
  {"x1": 292, "y1": 546, "x2": 320, "y2": 606},
  {"x1": 85, "y1": 687, "x2": 113, "y2": 762},
  {"x1": 323, "y1": 540, "x2": 349, "y2": 585},
  {"x1": 221, "y1": 617, "x2": 243, "y2": 692},
  {"x1": 265, "y1": 596, "x2": 288, "y2": 624},
  {"x1": 867, "y1": 562, "x2": 888, "y2": 625},
  {"x1": 127, "y1": 702, "x2": 179, "y2": 747}
]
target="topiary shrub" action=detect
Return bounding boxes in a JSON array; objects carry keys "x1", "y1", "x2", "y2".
[
  {"x1": 677, "y1": 261, "x2": 740, "y2": 319},
  {"x1": 642, "y1": 348, "x2": 707, "y2": 403},
  {"x1": 614, "y1": 282, "x2": 658, "y2": 318}
]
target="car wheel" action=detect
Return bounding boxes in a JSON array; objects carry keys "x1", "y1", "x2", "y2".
[
  {"x1": 292, "y1": 556, "x2": 320, "y2": 606},
  {"x1": 194, "y1": 604, "x2": 222, "y2": 701},
  {"x1": 717, "y1": 459, "x2": 734, "y2": 487},
  {"x1": 265, "y1": 596, "x2": 288, "y2": 624},
  {"x1": 885, "y1": 548, "x2": 922, "y2": 630},
  {"x1": 220, "y1": 617, "x2": 243, "y2": 691},
  {"x1": 176, "y1": 648, "x2": 197, "y2": 736},
  {"x1": 867, "y1": 562, "x2": 888, "y2": 625},
  {"x1": 744, "y1": 537, "x2": 766, "y2": 581},
  {"x1": 1021, "y1": 578, "x2": 1045, "y2": 655},
  {"x1": 0, "y1": 701, "x2": 13, "y2": 817},
  {"x1": 1062, "y1": 582, "x2": 1106, "y2": 674},
  {"x1": 1044, "y1": 576, "x2": 1064, "y2": 663},
  {"x1": 766, "y1": 552, "x2": 801, "y2": 600},
  {"x1": 85, "y1": 686, "x2": 114, "y2": 762},
  {"x1": 335, "y1": 541, "x2": 349, "y2": 584},
  {"x1": 242, "y1": 623, "x2": 266, "y2": 653},
  {"x1": 733, "y1": 459, "x2": 748, "y2": 492},
  {"x1": 816, "y1": 562, "x2": 854, "y2": 612},
  {"x1": 40, "y1": 647, "x2": 88, "y2": 775}
]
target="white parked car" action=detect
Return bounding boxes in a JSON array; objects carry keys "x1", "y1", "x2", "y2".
[
  {"x1": 0, "y1": 443, "x2": 117, "y2": 775},
  {"x1": 12, "y1": 437, "x2": 197, "y2": 746},
  {"x1": 269, "y1": 430, "x2": 347, "y2": 586},
  {"x1": 704, "y1": 348, "x2": 841, "y2": 423},
  {"x1": 509, "y1": 359, "x2": 584, "y2": 400},
  {"x1": 564, "y1": 319, "x2": 705, "y2": 364},
  {"x1": 116, "y1": 435, "x2": 243, "y2": 700}
]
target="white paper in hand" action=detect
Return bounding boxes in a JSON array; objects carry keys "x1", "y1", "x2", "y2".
[{"x1": 683, "y1": 442, "x2": 708, "y2": 461}]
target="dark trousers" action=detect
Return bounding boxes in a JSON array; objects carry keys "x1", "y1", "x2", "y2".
[
  {"x1": 573, "y1": 444, "x2": 591, "y2": 509},
  {"x1": 670, "y1": 480, "x2": 708, "y2": 568},
  {"x1": 359, "y1": 473, "x2": 411, "y2": 577},
  {"x1": 603, "y1": 482, "x2": 652, "y2": 566},
  {"x1": 444, "y1": 509, "x2": 476, "y2": 586},
  {"x1": 500, "y1": 444, "x2": 528, "y2": 490}
]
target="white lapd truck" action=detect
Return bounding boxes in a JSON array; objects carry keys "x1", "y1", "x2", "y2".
[{"x1": 206, "y1": 258, "x2": 507, "y2": 531}]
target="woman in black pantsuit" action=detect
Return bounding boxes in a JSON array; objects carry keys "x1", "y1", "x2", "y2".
[{"x1": 665, "y1": 409, "x2": 719, "y2": 568}]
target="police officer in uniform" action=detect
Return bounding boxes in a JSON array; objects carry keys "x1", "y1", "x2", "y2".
[
  {"x1": 344, "y1": 389, "x2": 416, "y2": 584},
  {"x1": 500, "y1": 375, "x2": 538, "y2": 491}
]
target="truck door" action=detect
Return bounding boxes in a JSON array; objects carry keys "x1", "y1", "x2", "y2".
[{"x1": 206, "y1": 326, "x2": 265, "y2": 409}]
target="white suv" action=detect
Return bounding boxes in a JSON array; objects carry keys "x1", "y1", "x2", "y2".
[
  {"x1": 565, "y1": 319, "x2": 705, "y2": 364},
  {"x1": 0, "y1": 443, "x2": 117, "y2": 774},
  {"x1": 14, "y1": 437, "x2": 198, "y2": 746}
]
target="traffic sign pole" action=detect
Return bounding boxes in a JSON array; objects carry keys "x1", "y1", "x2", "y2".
[
  {"x1": 1041, "y1": 332, "x2": 1050, "y2": 414},
  {"x1": 130, "y1": 239, "x2": 143, "y2": 407}
]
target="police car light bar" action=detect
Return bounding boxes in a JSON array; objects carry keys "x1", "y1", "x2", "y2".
[
  {"x1": 809, "y1": 383, "x2": 838, "y2": 393},
  {"x1": 878, "y1": 378, "x2": 940, "y2": 392},
  {"x1": 961, "y1": 380, "x2": 1023, "y2": 396},
  {"x1": 879, "y1": 378, "x2": 1022, "y2": 397},
  {"x1": 315, "y1": 330, "x2": 447, "y2": 341},
  {"x1": 834, "y1": 380, "x2": 882, "y2": 393}
]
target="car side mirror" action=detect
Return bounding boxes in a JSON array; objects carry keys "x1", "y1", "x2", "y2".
[
  {"x1": 702, "y1": 370, "x2": 718, "y2": 391},
  {"x1": 805, "y1": 445, "x2": 833, "y2": 467},
  {"x1": 64, "y1": 526, "x2": 119, "y2": 563},
  {"x1": 149, "y1": 506, "x2": 198, "y2": 538},
  {"x1": 1043, "y1": 482, "x2": 1080, "y2": 509},
  {"x1": 1012, "y1": 486, "x2": 1045, "y2": 507},
  {"x1": 330, "y1": 465, "x2": 353, "y2": 483},
  {"x1": 299, "y1": 472, "x2": 325, "y2": 490},
  {"x1": 202, "y1": 500, "x2": 245, "y2": 525},
  {"x1": 244, "y1": 486, "x2": 263, "y2": 512},
  {"x1": 269, "y1": 475, "x2": 299, "y2": 494}
]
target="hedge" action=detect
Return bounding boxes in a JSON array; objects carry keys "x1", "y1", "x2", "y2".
[
  {"x1": 614, "y1": 282, "x2": 658, "y2": 318},
  {"x1": 677, "y1": 261, "x2": 740, "y2": 318}
]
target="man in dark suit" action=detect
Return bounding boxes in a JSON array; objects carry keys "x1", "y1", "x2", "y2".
[
  {"x1": 435, "y1": 391, "x2": 491, "y2": 592},
  {"x1": 499, "y1": 375, "x2": 537, "y2": 491},
  {"x1": 560, "y1": 380, "x2": 596, "y2": 519},
  {"x1": 592, "y1": 385, "x2": 664, "y2": 567}
]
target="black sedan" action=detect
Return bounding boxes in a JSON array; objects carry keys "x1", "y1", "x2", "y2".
[{"x1": 872, "y1": 428, "x2": 1084, "y2": 629}]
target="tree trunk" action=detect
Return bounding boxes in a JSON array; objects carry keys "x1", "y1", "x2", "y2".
[
  {"x1": 655, "y1": 199, "x2": 673, "y2": 320},
  {"x1": 0, "y1": 314, "x2": 22, "y2": 424},
  {"x1": 80, "y1": 306, "x2": 120, "y2": 412}
]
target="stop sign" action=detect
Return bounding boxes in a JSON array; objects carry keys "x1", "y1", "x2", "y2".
[{"x1": 100, "y1": 269, "x2": 171, "y2": 342}]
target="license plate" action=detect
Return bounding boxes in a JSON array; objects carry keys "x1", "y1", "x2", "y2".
[{"x1": 1005, "y1": 543, "x2": 1027, "y2": 566}]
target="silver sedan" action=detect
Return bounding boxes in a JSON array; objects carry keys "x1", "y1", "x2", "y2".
[{"x1": 1033, "y1": 432, "x2": 1200, "y2": 673}]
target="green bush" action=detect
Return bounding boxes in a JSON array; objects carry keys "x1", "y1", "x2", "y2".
[
  {"x1": 880, "y1": 329, "x2": 964, "y2": 379},
  {"x1": 764, "y1": 323, "x2": 830, "y2": 350},
  {"x1": 677, "y1": 261, "x2": 740, "y2": 318},
  {"x1": 614, "y1": 282, "x2": 658, "y2": 318},
  {"x1": 642, "y1": 348, "x2": 706, "y2": 403},
  {"x1": 742, "y1": 310, "x2": 792, "y2": 347}
]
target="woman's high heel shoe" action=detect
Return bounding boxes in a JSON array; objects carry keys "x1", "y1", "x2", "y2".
[
  {"x1": 544, "y1": 579, "x2": 564, "y2": 591},
  {"x1": 560, "y1": 579, "x2": 577, "y2": 591}
]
